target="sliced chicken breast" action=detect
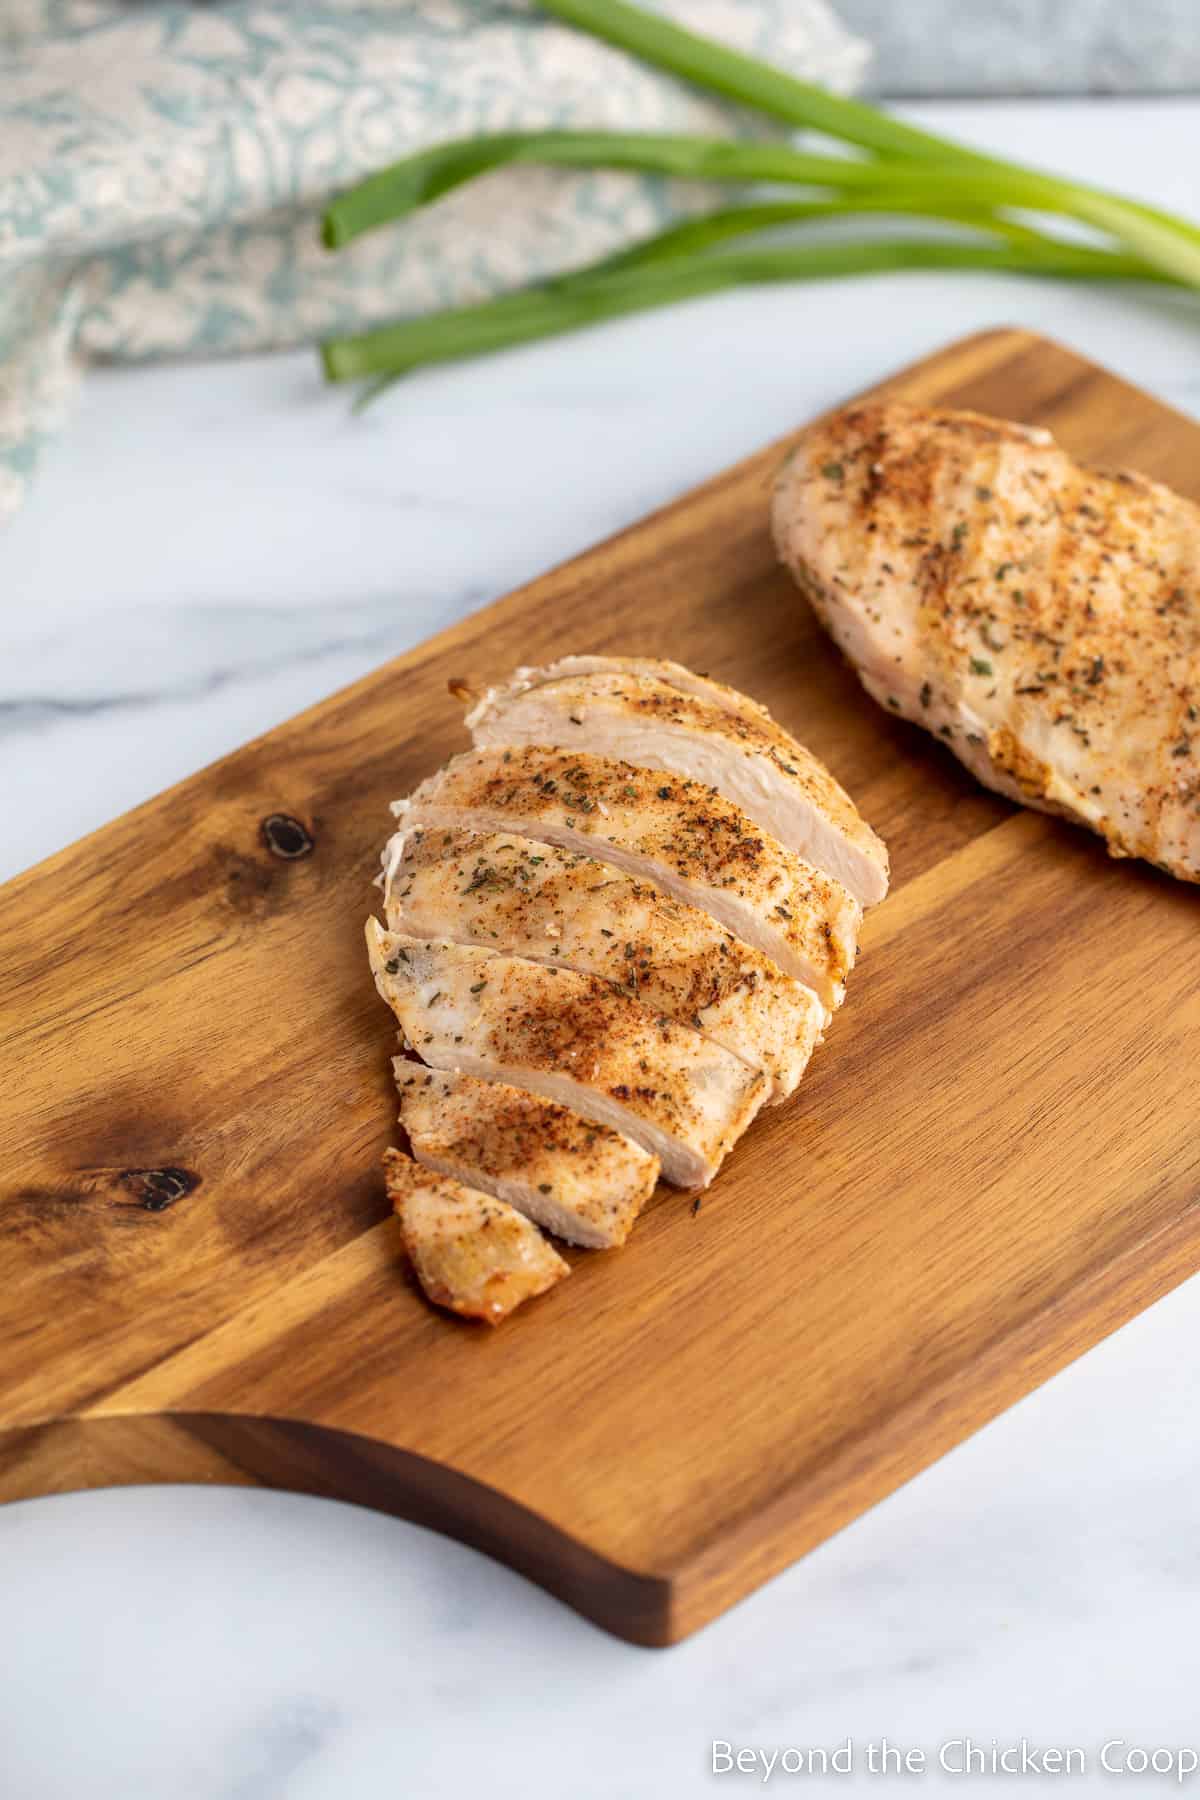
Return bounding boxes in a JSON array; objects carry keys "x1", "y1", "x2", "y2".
[
  {"x1": 772, "y1": 401, "x2": 1200, "y2": 884},
  {"x1": 367, "y1": 922, "x2": 767, "y2": 1188},
  {"x1": 383, "y1": 1148, "x2": 568, "y2": 1325},
  {"x1": 465, "y1": 664, "x2": 888, "y2": 905},
  {"x1": 386, "y1": 828, "x2": 825, "y2": 1101},
  {"x1": 390, "y1": 748, "x2": 860, "y2": 1008},
  {"x1": 394, "y1": 1062, "x2": 657, "y2": 1247}
]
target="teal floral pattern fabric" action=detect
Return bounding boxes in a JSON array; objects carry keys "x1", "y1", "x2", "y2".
[{"x1": 0, "y1": 0, "x2": 866, "y2": 521}]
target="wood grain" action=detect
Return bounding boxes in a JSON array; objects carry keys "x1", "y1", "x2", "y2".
[{"x1": 3, "y1": 329, "x2": 1198, "y2": 1646}]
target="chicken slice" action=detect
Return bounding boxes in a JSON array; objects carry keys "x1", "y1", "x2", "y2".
[
  {"x1": 465, "y1": 664, "x2": 888, "y2": 905},
  {"x1": 390, "y1": 748, "x2": 860, "y2": 1009},
  {"x1": 367, "y1": 922, "x2": 767, "y2": 1188},
  {"x1": 463, "y1": 655, "x2": 777, "y2": 731},
  {"x1": 383, "y1": 1148, "x2": 568, "y2": 1325},
  {"x1": 386, "y1": 828, "x2": 825, "y2": 1101},
  {"x1": 394, "y1": 1062, "x2": 657, "y2": 1247},
  {"x1": 772, "y1": 401, "x2": 1200, "y2": 884}
]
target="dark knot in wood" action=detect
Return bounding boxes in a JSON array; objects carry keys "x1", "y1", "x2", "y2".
[
  {"x1": 260, "y1": 814, "x2": 315, "y2": 860},
  {"x1": 118, "y1": 1168, "x2": 200, "y2": 1212}
]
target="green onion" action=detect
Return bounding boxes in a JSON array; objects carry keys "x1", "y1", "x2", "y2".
[
  {"x1": 567, "y1": 198, "x2": 1079, "y2": 281},
  {"x1": 321, "y1": 128, "x2": 1200, "y2": 289},
  {"x1": 320, "y1": 134, "x2": 1069, "y2": 250},
  {"x1": 318, "y1": 0, "x2": 1200, "y2": 396},
  {"x1": 324, "y1": 236, "x2": 1162, "y2": 395}
]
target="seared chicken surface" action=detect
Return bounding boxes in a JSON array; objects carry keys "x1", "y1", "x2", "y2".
[
  {"x1": 385, "y1": 828, "x2": 825, "y2": 1100},
  {"x1": 466, "y1": 662, "x2": 888, "y2": 904},
  {"x1": 773, "y1": 402, "x2": 1200, "y2": 883},
  {"x1": 394, "y1": 1062, "x2": 657, "y2": 1247},
  {"x1": 392, "y1": 747, "x2": 860, "y2": 1008},
  {"x1": 368, "y1": 923, "x2": 767, "y2": 1187},
  {"x1": 384, "y1": 1148, "x2": 568, "y2": 1325}
]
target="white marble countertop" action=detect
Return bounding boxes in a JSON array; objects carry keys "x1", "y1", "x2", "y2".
[{"x1": 5, "y1": 99, "x2": 1200, "y2": 1799}]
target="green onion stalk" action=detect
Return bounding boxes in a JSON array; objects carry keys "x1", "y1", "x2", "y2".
[{"x1": 325, "y1": 238, "x2": 1165, "y2": 400}]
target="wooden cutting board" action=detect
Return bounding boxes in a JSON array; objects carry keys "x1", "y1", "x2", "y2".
[{"x1": 3, "y1": 328, "x2": 1198, "y2": 1647}]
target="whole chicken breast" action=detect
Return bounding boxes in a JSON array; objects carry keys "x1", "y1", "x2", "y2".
[
  {"x1": 367, "y1": 923, "x2": 767, "y2": 1188},
  {"x1": 383, "y1": 1148, "x2": 568, "y2": 1325},
  {"x1": 772, "y1": 401, "x2": 1200, "y2": 883},
  {"x1": 394, "y1": 1063, "x2": 658, "y2": 1248},
  {"x1": 390, "y1": 748, "x2": 860, "y2": 1008},
  {"x1": 385, "y1": 828, "x2": 825, "y2": 1101},
  {"x1": 465, "y1": 664, "x2": 888, "y2": 905}
]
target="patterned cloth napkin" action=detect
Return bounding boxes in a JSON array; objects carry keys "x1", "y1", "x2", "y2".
[{"x1": 0, "y1": 0, "x2": 866, "y2": 524}]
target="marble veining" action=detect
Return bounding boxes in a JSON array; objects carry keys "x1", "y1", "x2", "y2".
[{"x1": 3, "y1": 99, "x2": 1200, "y2": 1798}]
